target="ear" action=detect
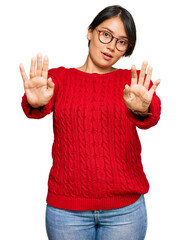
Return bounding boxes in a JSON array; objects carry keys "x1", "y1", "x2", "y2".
[{"x1": 87, "y1": 28, "x2": 93, "y2": 41}]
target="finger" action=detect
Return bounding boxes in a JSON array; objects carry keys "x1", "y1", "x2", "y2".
[
  {"x1": 42, "y1": 56, "x2": 49, "y2": 80},
  {"x1": 123, "y1": 84, "x2": 130, "y2": 95},
  {"x1": 148, "y1": 79, "x2": 160, "y2": 96},
  {"x1": 36, "y1": 53, "x2": 42, "y2": 77},
  {"x1": 19, "y1": 64, "x2": 28, "y2": 84},
  {"x1": 131, "y1": 65, "x2": 137, "y2": 85},
  {"x1": 138, "y1": 60, "x2": 148, "y2": 85},
  {"x1": 47, "y1": 77, "x2": 55, "y2": 89},
  {"x1": 30, "y1": 57, "x2": 36, "y2": 79},
  {"x1": 144, "y1": 66, "x2": 153, "y2": 89}
]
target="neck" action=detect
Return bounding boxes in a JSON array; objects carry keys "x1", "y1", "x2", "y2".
[{"x1": 77, "y1": 56, "x2": 117, "y2": 74}]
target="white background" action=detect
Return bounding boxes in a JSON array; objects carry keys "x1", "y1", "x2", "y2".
[{"x1": 0, "y1": 0, "x2": 180, "y2": 239}]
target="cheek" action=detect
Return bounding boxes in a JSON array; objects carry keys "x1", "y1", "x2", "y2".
[
  {"x1": 117, "y1": 53, "x2": 124, "y2": 60},
  {"x1": 89, "y1": 39, "x2": 102, "y2": 58},
  {"x1": 112, "y1": 52, "x2": 124, "y2": 64},
  {"x1": 90, "y1": 37, "x2": 102, "y2": 52}
]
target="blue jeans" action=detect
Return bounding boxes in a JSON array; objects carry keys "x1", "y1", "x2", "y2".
[{"x1": 46, "y1": 195, "x2": 147, "y2": 240}]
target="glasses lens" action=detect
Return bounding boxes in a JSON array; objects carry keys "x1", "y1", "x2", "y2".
[
  {"x1": 116, "y1": 39, "x2": 129, "y2": 51},
  {"x1": 99, "y1": 31, "x2": 112, "y2": 43}
]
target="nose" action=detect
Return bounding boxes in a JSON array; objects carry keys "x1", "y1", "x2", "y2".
[{"x1": 107, "y1": 38, "x2": 117, "y2": 51}]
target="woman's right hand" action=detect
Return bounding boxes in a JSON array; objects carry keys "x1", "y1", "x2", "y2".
[{"x1": 19, "y1": 53, "x2": 55, "y2": 108}]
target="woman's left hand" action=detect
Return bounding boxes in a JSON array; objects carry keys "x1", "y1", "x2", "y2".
[{"x1": 123, "y1": 61, "x2": 160, "y2": 115}]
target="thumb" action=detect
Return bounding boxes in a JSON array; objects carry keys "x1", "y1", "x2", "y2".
[
  {"x1": 47, "y1": 77, "x2": 55, "y2": 89},
  {"x1": 149, "y1": 79, "x2": 160, "y2": 96},
  {"x1": 123, "y1": 84, "x2": 130, "y2": 95}
]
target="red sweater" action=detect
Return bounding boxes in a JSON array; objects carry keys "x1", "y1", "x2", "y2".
[{"x1": 22, "y1": 67, "x2": 161, "y2": 211}]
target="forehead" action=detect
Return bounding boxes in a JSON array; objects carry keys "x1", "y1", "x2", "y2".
[{"x1": 98, "y1": 17, "x2": 127, "y2": 38}]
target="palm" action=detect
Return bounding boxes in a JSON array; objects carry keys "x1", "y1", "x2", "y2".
[
  {"x1": 19, "y1": 54, "x2": 54, "y2": 108},
  {"x1": 24, "y1": 76, "x2": 52, "y2": 107},
  {"x1": 123, "y1": 61, "x2": 160, "y2": 114}
]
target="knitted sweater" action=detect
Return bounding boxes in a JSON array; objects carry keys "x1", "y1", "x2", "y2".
[{"x1": 21, "y1": 67, "x2": 161, "y2": 211}]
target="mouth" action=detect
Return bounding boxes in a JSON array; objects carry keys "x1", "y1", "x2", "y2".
[{"x1": 101, "y1": 52, "x2": 113, "y2": 61}]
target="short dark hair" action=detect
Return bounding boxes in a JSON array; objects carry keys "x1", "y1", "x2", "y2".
[{"x1": 88, "y1": 5, "x2": 136, "y2": 57}]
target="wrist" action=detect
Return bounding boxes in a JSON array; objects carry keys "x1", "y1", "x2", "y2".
[
  {"x1": 28, "y1": 102, "x2": 45, "y2": 108},
  {"x1": 130, "y1": 108, "x2": 152, "y2": 116}
]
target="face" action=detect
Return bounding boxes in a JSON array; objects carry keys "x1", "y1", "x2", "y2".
[{"x1": 87, "y1": 16, "x2": 128, "y2": 71}]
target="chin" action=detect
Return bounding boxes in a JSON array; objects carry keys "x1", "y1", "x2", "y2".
[
  {"x1": 98, "y1": 60, "x2": 117, "y2": 69},
  {"x1": 89, "y1": 53, "x2": 118, "y2": 70}
]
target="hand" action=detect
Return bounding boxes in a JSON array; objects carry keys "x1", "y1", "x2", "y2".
[
  {"x1": 123, "y1": 61, "x2": 160, "y2": 114},
  {"x1": 19, "y1": 53, "x2": 55, "y2": 108}
]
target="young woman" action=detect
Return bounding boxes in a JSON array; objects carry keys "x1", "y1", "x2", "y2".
[{"x1": 20, "y1": 5, "x2": 161, "y2": 240}]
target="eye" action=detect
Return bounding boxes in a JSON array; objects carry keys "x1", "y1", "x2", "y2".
[
  {"x1": 118, "y1": 39, "x2": 128, "y2": 46},
  {"x1": 103, "y1": 31, "x2": 111, "y2": 38}
]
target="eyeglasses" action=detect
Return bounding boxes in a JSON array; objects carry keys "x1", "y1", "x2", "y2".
[{"x1": 96, "y1": 28, "x2": 132, "y2": 52}]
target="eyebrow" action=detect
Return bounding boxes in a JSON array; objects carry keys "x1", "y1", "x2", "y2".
[{"x1": 101, "y1": 27, "x2": 128, "y2": 39}]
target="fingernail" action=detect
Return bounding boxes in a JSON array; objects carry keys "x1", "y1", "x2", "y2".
[{"x1": 37, "y1": 52, "x2": 42, "y2": 57}]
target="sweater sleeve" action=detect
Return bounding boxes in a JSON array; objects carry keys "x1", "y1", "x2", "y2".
[{"x1": 21, "y1": 67, "x2": 64, "y2": 119}]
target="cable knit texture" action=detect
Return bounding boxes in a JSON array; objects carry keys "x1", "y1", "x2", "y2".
[{"x1": 21, "y1": 67, "x2": 161, "y2": 210}]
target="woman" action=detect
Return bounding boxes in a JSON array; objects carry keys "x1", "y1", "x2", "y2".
[{"x1": 20, "y1": 5, "x2": 161, "y2": 240}]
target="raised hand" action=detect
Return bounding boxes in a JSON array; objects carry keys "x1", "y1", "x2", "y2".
[
  {"x1": 19, "y1": 53, "x2": 55, "y2": 108},
  {"x1": 123, "y1": 61, "x2": 160, "y2": 115}
]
